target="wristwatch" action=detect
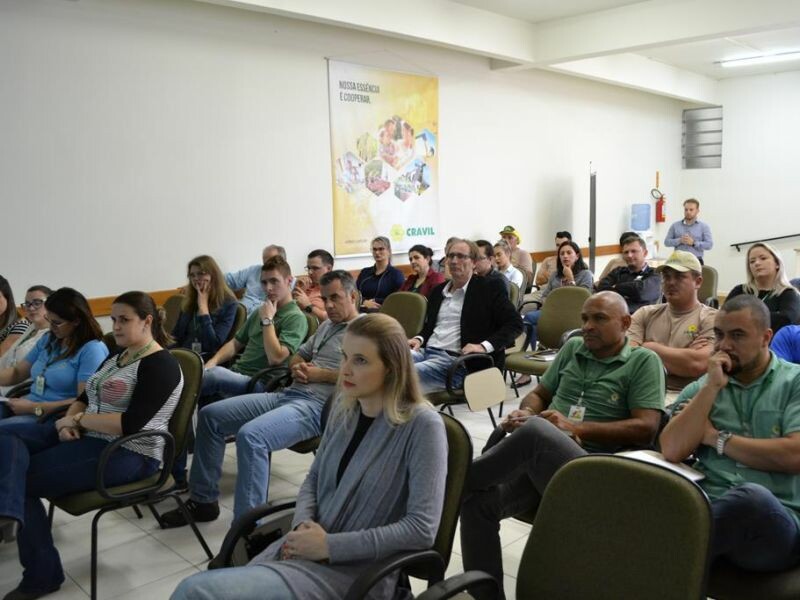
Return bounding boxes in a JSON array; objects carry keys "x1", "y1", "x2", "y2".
[
  {"x1": 716, "y1": 430, "x2": 733, "y2": 456},
  {"x1": 260, "y1": 317, "x2": 274, "y2": 327},
  {"x1": 304, "y1": 304, "x2": 314, "y2": 314},
  {"x1": 34, "y1": 405, "x2": 44, "y2": 418}
]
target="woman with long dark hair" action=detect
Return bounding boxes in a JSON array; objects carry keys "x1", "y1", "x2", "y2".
[{"x1": 0, "y1": 291, "x2": 184, "y2": 598}]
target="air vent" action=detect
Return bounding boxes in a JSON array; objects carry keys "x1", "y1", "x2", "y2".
[{"x1": 682, "y1": 106, "x2": 722, "y2": 169}]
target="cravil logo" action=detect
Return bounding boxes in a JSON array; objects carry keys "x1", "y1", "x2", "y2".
[
  {"x1": 390, "y1": 224, "x2": 405, "y2": 243},
  {"x1": 389, "y1": 225, "x2": 436, "y2": 243},
  {"x1": 406, "y1": 226, "x2": 436, "y2": 236}
]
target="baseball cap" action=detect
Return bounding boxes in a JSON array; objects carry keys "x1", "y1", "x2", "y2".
[
  {"x1": 656, "y1": 251, "x2": 702, "y2": 273},
  {"x1": 499, "y1": 225, "x2": 521, "y2": 242}
]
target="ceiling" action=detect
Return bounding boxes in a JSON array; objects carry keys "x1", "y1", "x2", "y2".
[{"x1": 450, "y1": 0, "x2": 648, "y2": 24}]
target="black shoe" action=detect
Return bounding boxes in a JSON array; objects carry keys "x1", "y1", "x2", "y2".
[
  {"x1": 0, "y1": 518, "x2": 19, "y2": 544},
  {"x1": 2, "y1": 584, "x2": 61, "y2": 600},
  {"x1": 160, "y1": 499, "x2": 220, "y2": 529}
]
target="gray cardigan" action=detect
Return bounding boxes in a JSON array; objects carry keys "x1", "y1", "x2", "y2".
[
  {"x1": 540, "y1": 268, "x2": 594, "y2": 302},
  {"x1": 251, "y1": 402, "x2": 448, "y2": 600}
]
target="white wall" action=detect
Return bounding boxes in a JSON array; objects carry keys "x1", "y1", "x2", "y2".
[
  {"x1": 0, "y1": 0, "x2": 684, "y2": 302},
  {"x1": 678, "y1": 70, "x2": 800, "y2": 293}
]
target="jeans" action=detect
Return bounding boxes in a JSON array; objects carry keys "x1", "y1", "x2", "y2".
[
  {"x1": 171, "y1": 565, "x2": 293, "y2": 600},
  {"x1": 0, "y1": 427, "x2": 158, "y2": 593},
  {"x1": 460, "y1": 417, "x2": 586, "y2": 600},
  {"x1": 522, "y1": 309, "x2": 541, "y2": 350},
  {"x1": 412, "y1": 347, "x2": 465, "y2": 395},
  {"x1": 190, "y1": 389, "x2": 323, "y2": 519},
  {"x1": 711, "y1": 482, "x2": 800, "y2": 571}
]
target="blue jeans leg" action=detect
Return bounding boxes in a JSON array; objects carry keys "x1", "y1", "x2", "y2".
[
  {"x1": 171, "y1": 565, "x2": 293, "y2": 600},
  {"x1": 523, "y1": 310, "x2": 541, "y2": 350},
  {"x1": 234, "y1": 391, "x2": 322, "y2": 519},
  {"x1": 200, "y1": 367, "x2": 264, "y2": 400},
  {"x1": 711, "y1": 482, "x2": 800, "y2": 572},
  {"x1": 412, "y1": 348, "x2": 464, "y2": 395},
  {"x1": 0, "y1": 434, "x2": 158, "y2": 593},
  {"x1": 190, "y1": 392, "x2": 285, "y2": 505}
]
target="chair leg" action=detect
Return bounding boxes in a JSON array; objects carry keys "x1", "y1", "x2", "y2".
[
  {"x1": 167, "y1": 494, "x2": 214, "y2": 560},
  {"x1": 90, "y1": 507, "x2": 113, "y2": 600},
  {"x1": 47, "y1": 502, "x2": 55, "y2": 528},
  {"x1": 446, "y1": 405, "x2": 454, "y2": 417},
  {"x1": 487, "y1": 408, "x2": 497, "y2": 428},
  {"x1": 132, "y1": 505, "x2": 144, "y2": 519},
  {"x1": 498, "y1": 401, "x2": 504, "y2": 418},
  {"x1": 509, "y1": 371, "x2": 519, "y2": 398},
  {"x1": 147, "y1": 503, "x2": 165, "y2": 527}
]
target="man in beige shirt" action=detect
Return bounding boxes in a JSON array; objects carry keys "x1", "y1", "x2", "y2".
[
  {"x1": 628, "y1": 251, "x2": 717, "y2": 392},
  {"x1": 534, "y1": 231, "x2": 572, "y2": 287}
]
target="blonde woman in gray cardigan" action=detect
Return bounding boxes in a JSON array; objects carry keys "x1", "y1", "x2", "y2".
[{"x1": 172, "y1": 313, "x2": 448, "y2": 600}]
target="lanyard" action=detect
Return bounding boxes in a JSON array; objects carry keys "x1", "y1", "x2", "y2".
[
  {"x1": 93, "y1": 341, "x2": 155, "y2": 396},
  {"x1": 314, "y1": 323, "x2": 346, "y2": 355}
]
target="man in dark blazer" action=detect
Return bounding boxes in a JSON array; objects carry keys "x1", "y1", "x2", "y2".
[{"x1": 409, "y1": 238, "x2": 523, "y2": 394}]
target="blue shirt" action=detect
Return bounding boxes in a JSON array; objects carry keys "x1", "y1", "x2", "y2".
[
  {"x1": 664, "y1": 219, "x2": 713, "y2": 258},
  {"x1": 772, "y1": 325, "x2": 800, "y2": 364},
  {"x1": 225, "y1": 264, "x2": 264, "y2": 316},
  {"x1": 24, "y1": 335, "x2": 109, "y2": 403}
]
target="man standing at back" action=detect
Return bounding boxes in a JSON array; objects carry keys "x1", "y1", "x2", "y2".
[
  {"x1": 225, "y1": 245, "x2": 287, "y2": 315},
  {"x1": 664, "y1": 198, "x2": 713, "y2": 265}
]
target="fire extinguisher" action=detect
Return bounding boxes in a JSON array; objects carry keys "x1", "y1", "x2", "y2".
[{"x1": 652, "y1": 188, "x2": 666, "y2": 223}]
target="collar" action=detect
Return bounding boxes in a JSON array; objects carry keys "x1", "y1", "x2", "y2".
[
  {"x1": 728, "y1": 352, "x2": 779, "y2": 390},
  {"x1": 443, "y1": 275, "x2": 472, "y2": 298},
  {"x1": 575, "y1": 338, "x2": 632, "y2": 364}
]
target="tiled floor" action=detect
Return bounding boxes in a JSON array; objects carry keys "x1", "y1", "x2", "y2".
[{"x1": 0, "y1": 383, "x2": 533, "y2": 599}]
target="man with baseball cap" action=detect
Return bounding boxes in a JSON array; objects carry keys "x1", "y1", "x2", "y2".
[
  {"x1": 627, "y1": 250, "x2": 717, "y2": 394},
  {"x1": 499, "y1": 225, "x2": 533, "y2": 286}
]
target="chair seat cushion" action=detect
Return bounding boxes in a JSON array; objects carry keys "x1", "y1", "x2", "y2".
[
  {"x1": 504, "y1": 352, "x2": 552, "y2": 377},
  {"x1": 49, "y1": 473, "x2": 170, "y2": 516},
  {"x1": 426, "y1": 391, "x2": 466, "y2": 407},
  {"x1": 289, "y1": 437, "x2": 320, "y2": 454}
]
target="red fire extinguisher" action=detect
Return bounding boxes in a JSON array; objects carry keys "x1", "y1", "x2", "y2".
[{"x1": 652, "y1": 188, "x2": 666, "y2": 223}]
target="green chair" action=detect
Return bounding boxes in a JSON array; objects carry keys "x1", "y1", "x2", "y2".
[
  {"x1": 507, "y1": 281, "x2": 520, "y2": 311},
  {"x1": 417, "y1": 454, "x2": 713, "y2": 600},
  {"x1": 161, "y1": 293, "x2": 185, "y2": 335},
  {"x1": 707, "y1": 561, "x2": 800, "y2": 599},
  {"x1": 211, "y1": 413, "x2": 473, "y2": 599},
  {"x1": 228, "y1": 302, "x2": 247, "y2": 341},
  {"x1": 46, "y1": 349, "x2": 212, "y2": 600},
  {"x1": 379, "y1": 291, "x2": 427, "y2": 337},
  {"x1": 505, "y1": 286, "x2": 590, "y2": 389},
  {"x1": 700, "y1": 264, "x2": 719, "y2": 308}
]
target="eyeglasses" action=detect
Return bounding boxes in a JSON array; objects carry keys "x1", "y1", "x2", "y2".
[
  {"x1": 44, "y1": 315, "x2": 67, "y2": 328},
  {"x1": 447, "y1": 252, "x2": 472, "y2": 261},
  {"x1": 20, "y1": 299, "x2": 46, "y2": 310}
]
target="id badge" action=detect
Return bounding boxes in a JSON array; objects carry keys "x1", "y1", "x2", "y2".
[
  {"x1": 568, "y1": 404, "x2": 586, "y2": 423},
  {"x1": 191, "y1": 341, "x2": 203, "y2": 353},
  {"x1": 34, "y1": 375, "x2": 46, "y2": 396}
]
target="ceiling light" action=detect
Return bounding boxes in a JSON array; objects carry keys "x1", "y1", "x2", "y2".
[{"x1": 718, "y1": 51, "x2": 800, "y2": 68}]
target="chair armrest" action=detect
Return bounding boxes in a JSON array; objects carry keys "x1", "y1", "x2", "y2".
[
  {"x1": 342, "y1": 549, "x2": 445, "y2": 600},
  {"x1": 245, "y1": 369, "x2": 291, "y2": 393},
  {"x1": 6, "y1": 382, "x2": 32, "y2": 398},
  {"x1": 414, "y1": 571, "x2": 499, "y2": 600},
  {"x1": 96, "y1": 430, "x2": 175, "y2": 500},
  {"x1": 445, "y1": 353, "x2": 494, "y2": 396},
  {"x1": 212, "y1": 500, "x2": 298, "y2": 569},
  {"x1": 558, "y1": 328, "x2": 583, "y2": 348},
  {"x1": 518, "y1": 299, "x2": 541, "y2": 313}
]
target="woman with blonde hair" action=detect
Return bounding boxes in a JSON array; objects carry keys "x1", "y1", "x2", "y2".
[
  {"x1": 727, "y1": 242, "x2": 800, "y2": 332},
  {"x1": 356, "y1": 236, "x2": 405, "y2": 312},
  {"x1": 171, "y1": 313, "x2": 448, "y2": 600},
  {"x1": 172, "y1": 255, "x2": 239, "y2": 358}
]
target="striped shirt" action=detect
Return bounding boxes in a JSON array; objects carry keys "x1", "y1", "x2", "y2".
[
  {"x1": 84, "y1": 349, "x2": 183, "y2": 463},
  {"x1": 0, "y1": 319, "x2": 30, "y2": 343}
]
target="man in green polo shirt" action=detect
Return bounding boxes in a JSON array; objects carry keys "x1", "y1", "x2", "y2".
[
  {"x1": 199, "y1": 255, "x2": 308, "y2": 404},
  {"x1": 460, "y1": 291, "x2": 665, "y2": 600},
  {"x1": 661, "y1": 295, "x2": 800, "y2": 572}
]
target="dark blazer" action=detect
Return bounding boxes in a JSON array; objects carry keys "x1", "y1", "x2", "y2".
[{"x1": 420, "y1": 275, "x2": 523, "y2": 370}]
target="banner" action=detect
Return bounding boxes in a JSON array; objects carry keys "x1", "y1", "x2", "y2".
[{"x1": 328, "y1": 60, "x2": 439, "y2": 257}]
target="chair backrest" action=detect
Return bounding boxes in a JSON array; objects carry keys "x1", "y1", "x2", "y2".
[
  {"x1": 526, "y1": 259, "x2": 536, "y2": 293},
  {"x1": 227, "y1": 303, "x2": 247, "y2": 342},
  {"x1": 168, "y1": 348, "x2": 204, "y2": 456},
  {"x1": 464, "y1": 368, "x2": 506, "y2": 412},
  {"x1": 537, "y1": 286, "x2": 591, "y2": 349},
  {"x1": 407, "y1": 412, "x2": 473, "y2": 580},
  {"x1": 379, "y1": 291, "x2": 427, "y2": 338},
  {"x1": 507, "y1": 282, "x2": 520, "y2": 310},
  {"x1": 699, "y1": 265, "x2": 719, "y2": 305},
  {"x1": 304, "y1": 312, "x2": 319, "y2": 342},
  {"x1": 161, "y1": 294, "x2": 185, "y2": 336},
  {"x1": 518, "y1": 455, "x2": 712, "y2": 600}
]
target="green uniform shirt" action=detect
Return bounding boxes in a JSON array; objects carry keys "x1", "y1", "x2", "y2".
[
  {"x1": 541, "y1": 337, "x2": 665, "y2": 452},
  {"x1": 232, "y1": 301, "x2": 308, "y2": 377},
  {"x1": 676, "y1": 354, "x2": 800, "y2": 527}
]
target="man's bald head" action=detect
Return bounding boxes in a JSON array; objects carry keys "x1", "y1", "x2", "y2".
[{"x1": 581, "y1": 291, "x2": 631, "y2": 358}]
